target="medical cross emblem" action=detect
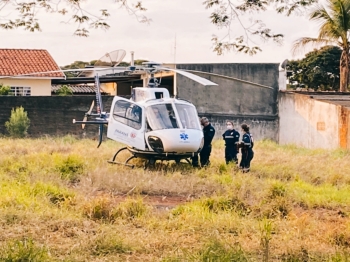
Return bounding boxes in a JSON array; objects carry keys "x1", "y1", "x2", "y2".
[{"x1": 180, "y1": 133, "x2": 188, "y2": 140}]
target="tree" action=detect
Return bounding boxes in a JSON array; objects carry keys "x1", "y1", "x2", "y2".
[
  {"x1": 5, "y1": 106, "x2": 31, "y2": 138},
  {"x1": 292, "y1": 0, "x2": 350, "y2": 92},
  {"x1": 0, "y1": 84, "x2": 11, "y2": 95},
  {"x1": 287, "y1": 46, "x2": 341, "y2": 90},
  {"x1": 0, "y1": 0, "x2": 316, "y2": 55},
  {"x1": 56, "y1": 85, "x2": 73, "y2": 96}
]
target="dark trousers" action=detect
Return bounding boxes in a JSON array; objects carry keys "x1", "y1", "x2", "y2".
[
  {"x1": 191, "y1": 145, "x2": 212, "y2": 167},
  {"x1": 225, "y1": 146, "x2": 238, "y2": 164},
  {"x1": 239, "y1": 149, "x2": 254, "y2": 171}
]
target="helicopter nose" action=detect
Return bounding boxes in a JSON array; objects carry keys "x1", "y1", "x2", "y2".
[{"x1": 146, "y1": 129, "x2": 203, "y2": 153}]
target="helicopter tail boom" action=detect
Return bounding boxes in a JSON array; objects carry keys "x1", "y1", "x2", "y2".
[{"x1": 73, "y1": 119, "x2": 108, "y2": 125}]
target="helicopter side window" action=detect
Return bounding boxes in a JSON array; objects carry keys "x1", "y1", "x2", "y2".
[
  {"x1": 146, "y1": 104, "x2": 179, "y2": 131},
  {"x1": 175, "y1": 104, "x2": 201, "y2": 130},
  {"x1": 113, "y1": 100, "x2": 142, "y2": 130}
]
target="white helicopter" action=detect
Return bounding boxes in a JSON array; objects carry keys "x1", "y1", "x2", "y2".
[{"x1": 73, "y1": 61, "x2": 218, "y2": 168}]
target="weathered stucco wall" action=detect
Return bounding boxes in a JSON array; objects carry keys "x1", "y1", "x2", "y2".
[
  {"x1": 176, "y1": 63, "x2": 279, "y2": 141},
  {"x1": 1, "y1": 78, "x2": 52, "y2": 96},
  {"x1": 279, "y1": 92, "x2": 340, "y2": 149}
]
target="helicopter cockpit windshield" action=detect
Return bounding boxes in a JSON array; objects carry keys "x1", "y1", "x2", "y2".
[
  {"x1": 146, "y1": 103, "x2": 201, "y2": 131},
  {"x1": 146, "y1": 104, "x2": 179, "y2": 130},
  {"x1": 175, "y1": 103, "x2": 201, "y2": 130}
]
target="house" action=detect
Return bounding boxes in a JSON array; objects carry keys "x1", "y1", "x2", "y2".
[{"x1": 0, "y1": 49, "x2": 65, "y2": 96}]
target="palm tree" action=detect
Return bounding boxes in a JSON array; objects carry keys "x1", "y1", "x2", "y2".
[{"x1": 293, "y1": 0, "x2": 350, "y2": 92}]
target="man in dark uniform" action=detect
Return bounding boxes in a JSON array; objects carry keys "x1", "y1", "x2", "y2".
[
  {"x1": 192, "y1": 117, "x2": 215, "y2": 167},
  {"x1": 222, "y1": 121, "x2": 240, "y2": 164}
]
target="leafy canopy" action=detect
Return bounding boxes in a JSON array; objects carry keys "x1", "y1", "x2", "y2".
[
  {"x1": 0, "y1": 0, "x2": 317, "y2": 55},
  {"x1": 287, "y1": 46, "x2": 341, "y2": 91}
]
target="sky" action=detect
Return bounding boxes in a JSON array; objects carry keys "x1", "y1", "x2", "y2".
[{"x1": 0, "y1": 0, "x2": 321, "y2": 67}]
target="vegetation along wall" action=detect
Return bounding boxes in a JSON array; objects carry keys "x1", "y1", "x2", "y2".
[{"x1": 0, "y1": 96, "x2": 114, "y2": 139}]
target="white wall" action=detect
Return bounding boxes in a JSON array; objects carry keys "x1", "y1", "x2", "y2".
[
  {"x1": 279, "y1": 92, "x2": 339, "y2": 149},
  {"x1": 278, "y1": 70, "x2": 287, "y2": 91},
  {"x1": 1, "y1": 78, "x2": 52, "y2": 96}
]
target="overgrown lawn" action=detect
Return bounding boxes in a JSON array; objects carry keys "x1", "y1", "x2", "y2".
[{"x1": 0, "y1": 137, "x2": 349, "y2": 261}]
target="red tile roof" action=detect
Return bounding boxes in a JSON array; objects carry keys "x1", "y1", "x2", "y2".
[{"x1": 0, "y1": 49, "x2": 65, "y2": 78}]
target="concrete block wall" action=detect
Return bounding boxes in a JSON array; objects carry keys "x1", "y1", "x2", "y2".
[
  {"x1": 176, "y1": 63, "x2": 280, "y2": 141},
  {"x1": 0, "y1": 96, "x2": 114, "y2": 138}
]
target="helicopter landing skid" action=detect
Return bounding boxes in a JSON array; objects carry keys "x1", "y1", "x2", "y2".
[
  {"x1": 107, "y1": 147, "x2": 196, "y2": 169},
  {"x1": 107, "y1": 147, "x2": 136, "y2": 168}
]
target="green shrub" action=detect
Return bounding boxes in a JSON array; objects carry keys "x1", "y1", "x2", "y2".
[
  {"x1": 0, "y1": 84, "x2": 11, "y2": 95},
  {"x1": 56, "y1": 155, "x2": 84, "y2": 183},
  {"x1": 56, "y1": 85, "x2": 73, "y2": 96},
  {"x1": 5, "y1": 106, "x2": 30, "y2": 138},
  {"x1": 83, "y1": 196, "x2": 114, "y2": 221},
  {"x1": 0, "y1": 238, "x2": 50, "y2": 261},
  {"x1": 111, "y1": 198, "x2": 148, "y2": 220}
]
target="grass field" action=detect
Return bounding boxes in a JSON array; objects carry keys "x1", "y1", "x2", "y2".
[{"x1": 0, "y1": 136, "x2": 349, "y2": 261}]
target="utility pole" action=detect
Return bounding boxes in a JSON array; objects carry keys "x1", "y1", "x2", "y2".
[{"x1": 173, "y1": 33, "x2": 177, "y2": 98}]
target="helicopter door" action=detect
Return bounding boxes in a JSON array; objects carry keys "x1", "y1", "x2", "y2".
[{"x1": 107, "y1": 97, "x2": 145, "y2": 150}]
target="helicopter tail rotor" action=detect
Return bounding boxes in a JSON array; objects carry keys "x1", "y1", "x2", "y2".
[{"x1": 73, "y1": 74, "x2": 108, "y2": 148}]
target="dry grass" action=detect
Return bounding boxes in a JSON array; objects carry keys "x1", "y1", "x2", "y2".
[{"x1": 0, "y1": 136, "x2": 349, "y2": 261}]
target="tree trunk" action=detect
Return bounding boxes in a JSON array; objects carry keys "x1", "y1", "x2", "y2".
[{"x1": 339, "y1": 49, "x2": 349, "y2": 92}]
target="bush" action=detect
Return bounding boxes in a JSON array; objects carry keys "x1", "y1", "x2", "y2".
[
  {"x1": 0, "y1": 84, "x2": 11, "y2": 95},
  {"x1": 56, "y1": 85, "x2": 73, "y2": 96},
  {"x1": 5, "y1": 106, "x2": 30, "y2": 138},
  {"x1": 56, "y1": 155, "x2": 85, "y2": 183}
]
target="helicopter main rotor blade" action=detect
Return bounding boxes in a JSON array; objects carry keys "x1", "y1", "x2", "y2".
[
  {"x1": 154, "y1": 66, "x2": 218, "y2": 87},
  {"x1": 82, "y1": 100, "x2": 95, "y2": 130}
]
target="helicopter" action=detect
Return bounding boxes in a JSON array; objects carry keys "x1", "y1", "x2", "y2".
[{"x1": 72, "y1": 61, "x2": 218, "y2": 169}]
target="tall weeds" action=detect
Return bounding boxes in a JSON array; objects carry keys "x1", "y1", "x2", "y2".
[{"x1": 0, "y1": 137, "x2": 348, "y2": 261}]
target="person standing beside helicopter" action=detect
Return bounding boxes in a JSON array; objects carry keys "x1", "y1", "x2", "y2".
[
  {"x1": 192, "y1": 117, "x2": 215, "y2": 167},
  {"x1": 222, "y1": 121, "x2": 240, "y2": 164},
  {"x1": 201, "y1": 117, "x2": 216, "y2": 166},
  {"x1": 239, "y1": 123, "x2": 254, "y2": 173}
]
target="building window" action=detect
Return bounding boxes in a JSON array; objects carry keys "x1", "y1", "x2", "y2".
[{"x1": 10, "y1": 87, "x2": 31, "y2": 96}]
